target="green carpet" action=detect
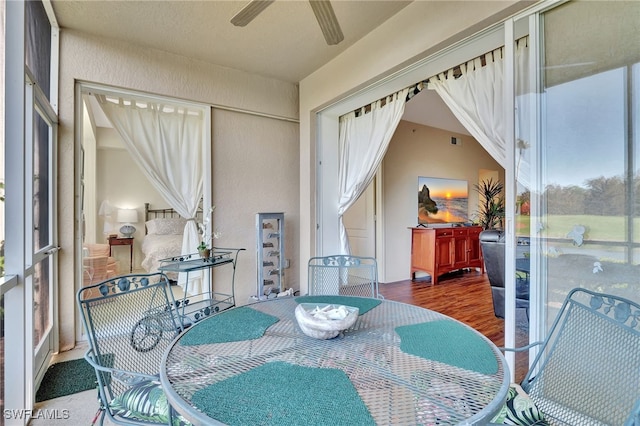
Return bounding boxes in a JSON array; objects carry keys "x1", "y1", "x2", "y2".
[
  {"x1": 395, "y1": 320, "x2": 499, "y2": 375},
  {"x1": 296, "y1": 295, "x2": 381, "y2": 314},
  {"x1": 179, "y1": 306, "x2": 279, "y2": 346},
  {"x1": 36, "y1": 357, "x2": 99, "y2": 402},
  {"x1": 192, "y1": 361, "x2": 375, "y2": 425}
]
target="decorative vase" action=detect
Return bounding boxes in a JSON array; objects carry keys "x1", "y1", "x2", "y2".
[{"x1": 198, "y1": 248, "x2": 210, "y2": 259}]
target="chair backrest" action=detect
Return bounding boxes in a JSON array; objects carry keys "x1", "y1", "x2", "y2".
[
  {"x1": 308, "y1": 255, "x2": 382, "y2": 299},
  {"x1": 77, "y1": 273, "x2": 182, "y2": 407},
  {"x1": 480, "y1": 230, "x2": 532, "y2": 290},
  {"x1": 523, "y1": 288, "x2": 640, "y2": 425},
  {"x1": 479, "y1": 230, "x2": 506, "y2": 289},
  {"x1": 84, "y1": 243, "x2": 111, "y2": 257},
  {"x1": 82, "y1": 256, "x2": 114, "y2": 288}
]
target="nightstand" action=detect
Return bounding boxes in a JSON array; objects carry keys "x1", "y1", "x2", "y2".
[{"x1": 108, "y1": 236, "x2": 134, "y2": 273}]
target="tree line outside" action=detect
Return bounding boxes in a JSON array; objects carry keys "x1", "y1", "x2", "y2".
[{"x1": 516, "y1": 175, "x2": 640, "y2": 243}]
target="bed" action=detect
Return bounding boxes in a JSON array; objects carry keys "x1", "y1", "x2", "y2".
[{"x1": 141, "y1": 203, "x2": 190, "y2": 279}]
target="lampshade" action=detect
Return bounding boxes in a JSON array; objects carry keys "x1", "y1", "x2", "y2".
[
  {"x1": 117, "y1": 209, "x2": 138, "y2": 223},
  {"x1": 117, "y1": 209, "x2": 138, "y2": 238}
]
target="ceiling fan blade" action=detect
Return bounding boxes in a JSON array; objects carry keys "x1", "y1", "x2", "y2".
[
  {"x1": 308, "y1": 0, "x2": 344, "y2": 45},
  {"x1": 231, "y1": 0, "x2": 275, "y2": 27}
]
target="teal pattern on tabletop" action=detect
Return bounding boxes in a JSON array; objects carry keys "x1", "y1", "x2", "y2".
[
  {"x1": 179, "y1": 306, "x2": 279, "y2": 346},
  {"x1": 191, "y1": 361, "x2": 375, "y2": 425},
  {"x1": 395, "y1": 320, "x2": 499, "y2": 374},
  {"x1": 296, "y1": 295, "x2": 381, "y2": 314}
]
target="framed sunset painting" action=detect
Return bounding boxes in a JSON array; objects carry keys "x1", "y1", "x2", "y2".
[{"x1": 417, "y1": 176, "x2": 469, "y2": 225}]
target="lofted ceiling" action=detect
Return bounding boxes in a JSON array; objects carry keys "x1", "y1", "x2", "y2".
[{"x1": 57, "y1": 0, "x2": 469, "y2": 136}]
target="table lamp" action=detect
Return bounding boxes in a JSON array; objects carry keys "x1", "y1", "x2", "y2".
[{"x1": 117, "y1": 208, "x2": 138, "y2": 238}]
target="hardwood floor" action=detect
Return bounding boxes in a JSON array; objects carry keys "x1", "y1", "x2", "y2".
[{"x1": 379, "y1": 269, "x2": 529, "y2": 383}]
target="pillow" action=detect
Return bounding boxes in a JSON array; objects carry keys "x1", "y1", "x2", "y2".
[
  {"x1": 491, "y1": 383, "x2": 549, "y2": 425},
  {"x1": 146, "y1": 218, "x2": 187, "y2": 235},
  {"x1": 110, "y1": 380, "x2": 191, "y2": 425}
]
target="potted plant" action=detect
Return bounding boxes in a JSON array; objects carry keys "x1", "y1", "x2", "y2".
[
  {"x1": 474, "y1": 178, "x2": 505, "y2": 230},
  {"x1": 197, "y1": 241, "x2": 210, "y2": 259},
  {"x1": 196, "y1": 206, "x2": 219, "y2": 258}
]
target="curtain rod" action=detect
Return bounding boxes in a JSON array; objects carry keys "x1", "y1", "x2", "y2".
[
  {"x1": 80, "y1": 82, "x2": 299, "y2": 124},
  {"x1": 353, "y1": 82, "x2": 424, "y2": 117},
  {"x1": 211, "y1": 103, "x2": 299, "y2": 124},
  {"x1": 350, "y1": 36, "x2": 528, "y2": 118}
]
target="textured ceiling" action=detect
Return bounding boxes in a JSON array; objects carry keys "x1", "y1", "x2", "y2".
[
  {"x1": 61, "y1": 0, "x2": 469, "y2": 135},
  {"x1": 51, "y1": 0, "x2": 412, "y2": 83}
]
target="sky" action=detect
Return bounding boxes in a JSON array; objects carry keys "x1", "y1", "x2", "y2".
[{"x1": 542, "y1": 65, "x2": 638, "y2": 188}]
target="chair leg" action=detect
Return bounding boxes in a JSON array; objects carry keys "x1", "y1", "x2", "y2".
[
  {"x1": 90, "y1": 407, "x2": 105, "y2": 426},
  {"x1": 169, "y1": 405, "x2": 183, "y2": 426}
]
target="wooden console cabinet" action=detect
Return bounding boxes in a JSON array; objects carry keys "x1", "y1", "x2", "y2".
[{"x1": 410, "y1": 226, "x2": 483, "y2": 285}]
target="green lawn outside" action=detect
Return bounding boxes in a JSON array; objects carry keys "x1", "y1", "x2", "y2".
[
  {"x1": 514, "y1": 215, "x2": 640, "y2": 307},
  {"x1": 516, "y1": 215, "x2": 640, "y2": 242}
]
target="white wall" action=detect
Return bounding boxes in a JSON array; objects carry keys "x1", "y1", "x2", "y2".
[
  {"x1": 211, "y1": 109, "x2": 299, "y2": 305},
  {"x1": 298, "y1": 1, "x2": 528, "y2": 291},
  {"x1": 382, "y1": 120, "x2": 503, "y2": 282},
  {"x1": 59, "y1": 30, "x2": 299, "y2": 349}
]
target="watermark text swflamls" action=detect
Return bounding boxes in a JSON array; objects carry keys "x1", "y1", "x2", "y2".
[{"x1": 4, "y1": 409, "x2": 71, "y2": 420}]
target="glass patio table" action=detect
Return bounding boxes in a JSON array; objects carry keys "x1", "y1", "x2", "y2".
[{"x1": 160, "y1": 296, "x2": 510, "y2": 425}]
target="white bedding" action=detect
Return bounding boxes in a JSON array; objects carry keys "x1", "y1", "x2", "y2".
[{"x1": 141, "y1": 234, "x2": 184, "y2": 278}]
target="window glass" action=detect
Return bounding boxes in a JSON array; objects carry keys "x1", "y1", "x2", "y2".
[
  {"x1": 634, "y1": 63, "x2": 640, "y2": 255},
  {"x1": 26, "y1": 0, "x2": 51, "y2": 100},
  {"x1": 33, "y1": 109, "x2": 51, "y2": 251},
  {"x1": 541, "y1": 1, "x2": 640, "y2": 312},
  {"x1": 0, "y1": 0, "x2": 6, "y2": 414},
  {"x1": 33, "y1": 257, "x2": 51, "y2": 347}
]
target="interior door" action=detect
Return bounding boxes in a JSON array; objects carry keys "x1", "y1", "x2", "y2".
[{"x1": 343, "y1": 180, "x2": 376, "y2": 258}]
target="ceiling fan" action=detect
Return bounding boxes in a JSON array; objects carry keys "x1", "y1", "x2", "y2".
[{"x1": 231, "y1": 0, "x2": 344, "y2": 46}]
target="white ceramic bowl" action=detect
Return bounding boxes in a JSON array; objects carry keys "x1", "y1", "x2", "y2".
[{"x1": 295, "y1": 303, "x2": 359, "y2": 339}]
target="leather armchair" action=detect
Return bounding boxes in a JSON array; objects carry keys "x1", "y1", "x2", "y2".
[{"x1": 479, "y1": 230, "x2": 530, "y2": 326}]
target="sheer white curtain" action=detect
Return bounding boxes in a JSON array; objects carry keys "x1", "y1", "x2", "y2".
[
  {"x1": 427, "y1": 42, "x2": 531, "y2": 187},
  {"x1": 96, "y1": 95, "x2": 205, "y2": 294},
  {"x1": 428, "y1": 48, "x2": 507, "y2": 167},
  {"x1": 337, "y1": 87, "x2": 410, "y2": 254},
  {"x1": 515, "y1": 38, "x2": 532, "y2": 189}
]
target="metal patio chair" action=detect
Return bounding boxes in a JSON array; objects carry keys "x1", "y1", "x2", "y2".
[
  {"x1": 308, "y1": 255, "x2": 383, "y2": 299},
  {"x1": 494, "y1": 288, "x2": 640, "y2": 425},
  {"x1": 77, "y1": 272, "x2": 188, "y2": 426}
]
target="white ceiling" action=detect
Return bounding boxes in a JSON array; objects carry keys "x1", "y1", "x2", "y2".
[
  {"x1": 51, "y1": 0, "x2": 412, "y2": 83},
  {"x1": 61, "y1": 0, "x2": 469, "y2": 135},
  {"x1": 403, "y1": 89, "x2": 470, "y2": 136}
]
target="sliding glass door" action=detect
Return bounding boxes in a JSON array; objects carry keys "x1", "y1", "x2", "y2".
[
  {"x1": 509, "y1": 1, "x2": 640, "y2": 356},
  {"x1": 537, "y1": 1, "x2": 640, "y2": 322},
  {"x1": 4, "y1": 1, "x2": 59, "y2": 422},
  {"x1": 30, "y1": 85, "x2": 58, "y2": 382},
  {"x1": 507, "y1": 1, "x2": 640, "y2": 375}
]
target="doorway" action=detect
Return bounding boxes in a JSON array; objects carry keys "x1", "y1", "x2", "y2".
[
  {"x1": 315, "y1": 24, "x2": 506, "y2": 274},
  {"x1": 343, "y1": 179, "x2": 376, "y2": 258},
  {"x1": 75, "y1": 83, "x2": 212, "y2": 341}
]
